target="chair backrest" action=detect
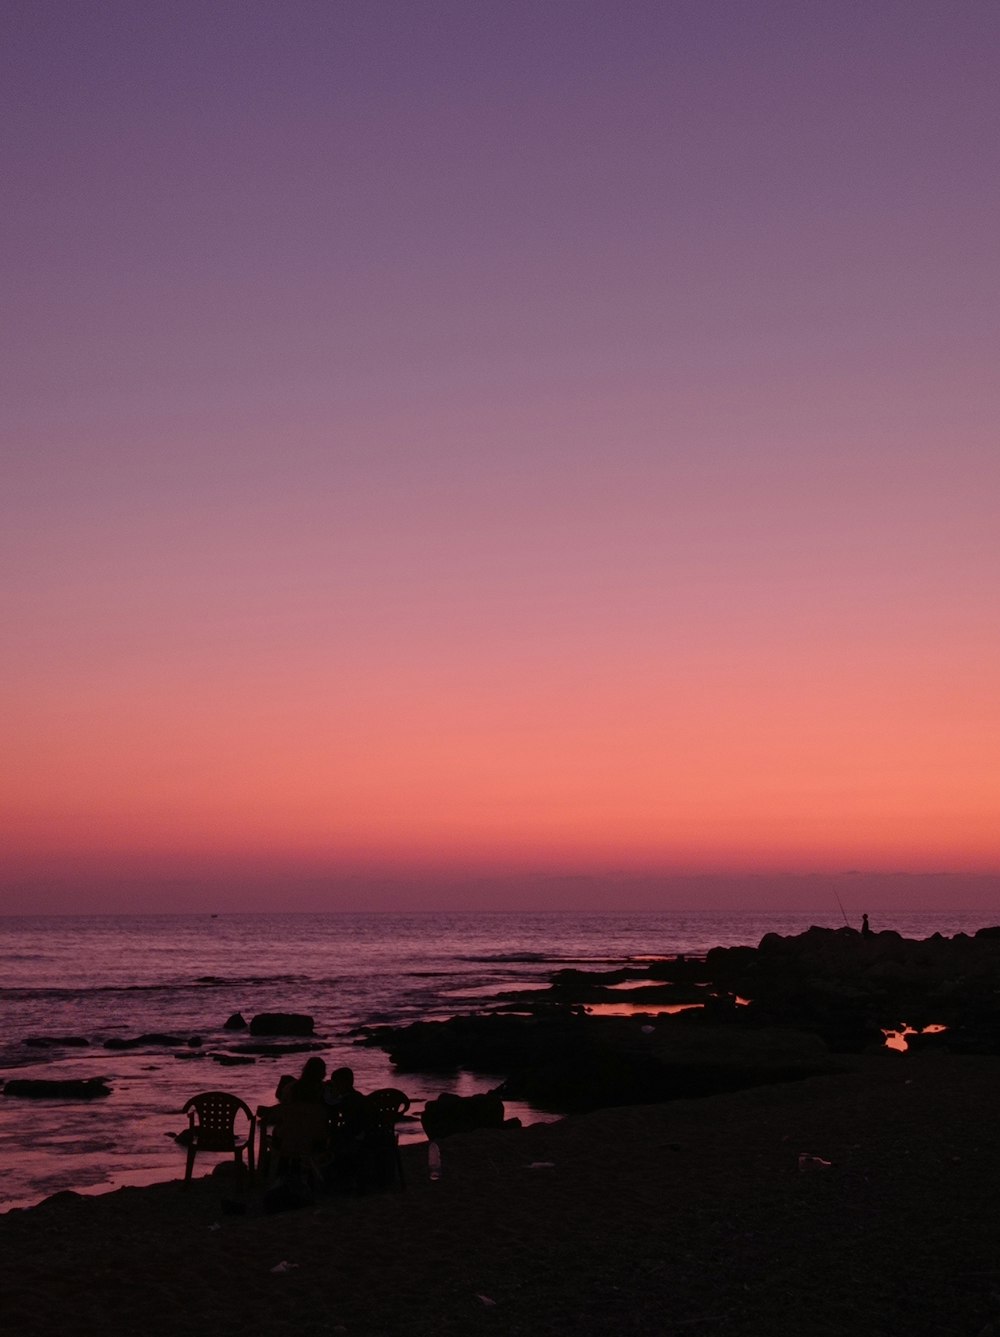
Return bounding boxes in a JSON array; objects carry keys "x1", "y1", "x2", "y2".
[
  {"x1": 183, "y1": 1091, "x2": 252, "y2": 1150},
  {"x1": 367, "y1": 1087, "x2": 411, "y2": 1129}
]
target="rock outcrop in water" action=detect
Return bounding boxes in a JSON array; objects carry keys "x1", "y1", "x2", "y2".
[
  {"x1": 249, "y1": 1012, "x2": 315, "y2": 1036},
  {"x1": 104, "y1": 1034, "x2": 202, "y2": 1050},
  {"x1": 23, "y1": 1036, "x2": 90, "y2": 1048},
  {"x1": 705, "y1": 924, "x2": 1000, "y2": 1051},
  {"x1": 421, "y1": 1091, "x2": 509, "y2": 1139},
  {"x1": 356, "y1": 1011, "x2": 840, "y2": 1112},
  {"x1": 3, "y1": 1078, "x2": 112, "y2": 1099},
  {"x1": 356, "y1": 926, "x2": 1000, "y2": 1113}
]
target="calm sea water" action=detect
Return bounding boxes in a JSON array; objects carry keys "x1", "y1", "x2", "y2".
[{"x1": 0, "y1": 909, "x2": 993, "y2": 1211}]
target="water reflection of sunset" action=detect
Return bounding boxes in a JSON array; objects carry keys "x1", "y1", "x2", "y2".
[{"x1": 883, "y1": 1024, "x2": 948, "y2": 1053}]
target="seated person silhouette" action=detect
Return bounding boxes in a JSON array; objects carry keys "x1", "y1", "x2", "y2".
[
  {"x1": 254, "y1": 1071, "x2": 296, "y2": 1133},
  {"x1": 323, "y1": 1066, "x2": 376, "y2": 1191},
  {"x1": 258, "y1": 1060, "x2": 327, "y2": 1176},
  {"x1": 287, "y1": 1056, "x2": 326, "y2": 1103},
  {"x1": 861, "y1": 913, "x2": 873, "y2": 937}
]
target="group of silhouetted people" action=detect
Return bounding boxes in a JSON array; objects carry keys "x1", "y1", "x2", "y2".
[{"x1": 258, "y1": 1059, "x2": 388, "y2": 1208}]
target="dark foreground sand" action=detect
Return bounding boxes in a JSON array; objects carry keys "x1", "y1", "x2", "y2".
[{"x1": 3, "y1": 1053, "x2": 999, "y2": 1337}]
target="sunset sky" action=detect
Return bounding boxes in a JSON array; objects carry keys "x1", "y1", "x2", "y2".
[{"x1": 3, "y1": 1, "x2": 998, "y2": 913}]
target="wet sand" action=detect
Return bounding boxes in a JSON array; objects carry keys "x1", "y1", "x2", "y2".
[{"x1": 3, "y1": 1052, "x2": 999, "y2": 1337}]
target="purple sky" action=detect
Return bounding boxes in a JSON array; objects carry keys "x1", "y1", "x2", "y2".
[{"x1": 3, "y1": 1, "x2": 999, "y2": 913}]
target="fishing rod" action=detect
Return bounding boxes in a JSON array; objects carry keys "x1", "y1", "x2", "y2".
[{"x1": 833, "y1": 889, "x2": 851, "y2": 928}]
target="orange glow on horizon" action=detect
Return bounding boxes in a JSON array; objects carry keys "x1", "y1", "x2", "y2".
[{"x1": 6, "y1": 627, "x2": 997, "y2": 883}]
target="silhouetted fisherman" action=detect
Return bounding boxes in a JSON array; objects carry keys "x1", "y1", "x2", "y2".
[{"x1": 861, "y1": 913, "x2": 873, "y2": 937}]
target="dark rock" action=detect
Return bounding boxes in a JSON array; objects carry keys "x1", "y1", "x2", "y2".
[
  {"x1": 687, "y1": 995, "x2": 742, "y2": 1022},
  {"x1": 550, "y1": 967, "x2": 637, "y2": 991},
  {"x1": 421, "y1": 1091, "x2": 507, "y2": 1139},
  {"x1": 642, "y1": 954, "x2": 714, "y2": 983},
  {"x1": 598, "y1": 982, "x2": 711, "y2": 1005},
  {"x1": 705, "y1": 943, "x2": 758, "y2": 980},
  {"x1": 904, "y1": 1028, "x2": 952, "y2": 1054},
  {"x1": 210, "y1": 1053, "x2": 256, "y2": 1065},
  {"x1": 914, "y1": 1023, "x2": 1000, "y2": 1055},
  {"x1": 702, "y1": 925, "x2": 1000, "y2": 1051},
  {"x1": 499, "y1": 961, "x2": 716, "y2": 1011},
  {"x1": 249, "y1": 1012, "x2": 315, "y2": 1036},
  {"x1": 356, "y1": 1012, "x2": 589, "y2": 1073},
  {"x1": 231, "y1": 1040, "x2": 325, "y2": 1056},
  {"x1": 223, "y1": 1012, "x2": 248, "y2": 1030},
  {"x1": 23, "y1": 1036, "x2": 90, "y2": 1048},
  {"x1": 3, "y1": 1078, "x2": 111, "y2": 1099},
  {"x1": 37, "y1": 1190, "x2": 85, "y2": 1208},
  {"x1": 540, "y1": 970, "x2": 709, "y2": 1007},
  {"x1": 359, "y1": 1011, "x2": 839, "y2": 1114},
  {"x1": 356, "y1": 926, "x2": 1000, "y2": 1118},
  {"x1": 500, "y1": 1020, "x2": 839, "y2": 1111},
  {"x1": 104, "y1": 1034, "x2": 200, "y2": 1050}
]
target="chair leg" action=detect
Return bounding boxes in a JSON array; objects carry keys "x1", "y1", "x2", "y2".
[{"x1": 184, "y1": 1141, "x2": 196, "y2": 1186}]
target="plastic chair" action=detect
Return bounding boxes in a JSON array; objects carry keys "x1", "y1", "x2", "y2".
[
  {"x1": 367, "y1": 1087, "x2": 411, "y2": 1190},
  {"x1": 181, "y1": 1091, "x2": 256, "y2": 1186}
]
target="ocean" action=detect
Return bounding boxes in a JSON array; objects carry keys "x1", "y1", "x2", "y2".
[{"x1": 0, "y1": 908, "x2": 993, "y2": 1211}]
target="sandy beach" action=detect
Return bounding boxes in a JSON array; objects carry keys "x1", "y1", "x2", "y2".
[{"x1": 3, "y1": 1051, "x2": 999, "y2": 1337}]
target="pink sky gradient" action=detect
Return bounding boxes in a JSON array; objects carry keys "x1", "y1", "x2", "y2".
[{"x1": 3, "y1": 1, "x2": 998, "y2": 913}]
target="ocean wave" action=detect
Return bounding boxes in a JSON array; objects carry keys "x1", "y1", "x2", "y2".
[
  {"x1": 459, "y1": 952, "x2": 642, "y2": 965},
  {"x1": 459, "y1": 952, "x2": 556, "y2": 963},
  {"x1": 0, "y1": 973, "x2": 313, "y2": 1000}
]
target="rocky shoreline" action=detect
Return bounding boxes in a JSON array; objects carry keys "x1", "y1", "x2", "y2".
[
  {"x1": 353, "y1": 924, "x2": 1000, "y2": 1117},
  {"x1": 9, "y1": 923, "x2": 1000, "y2": 1123}
]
